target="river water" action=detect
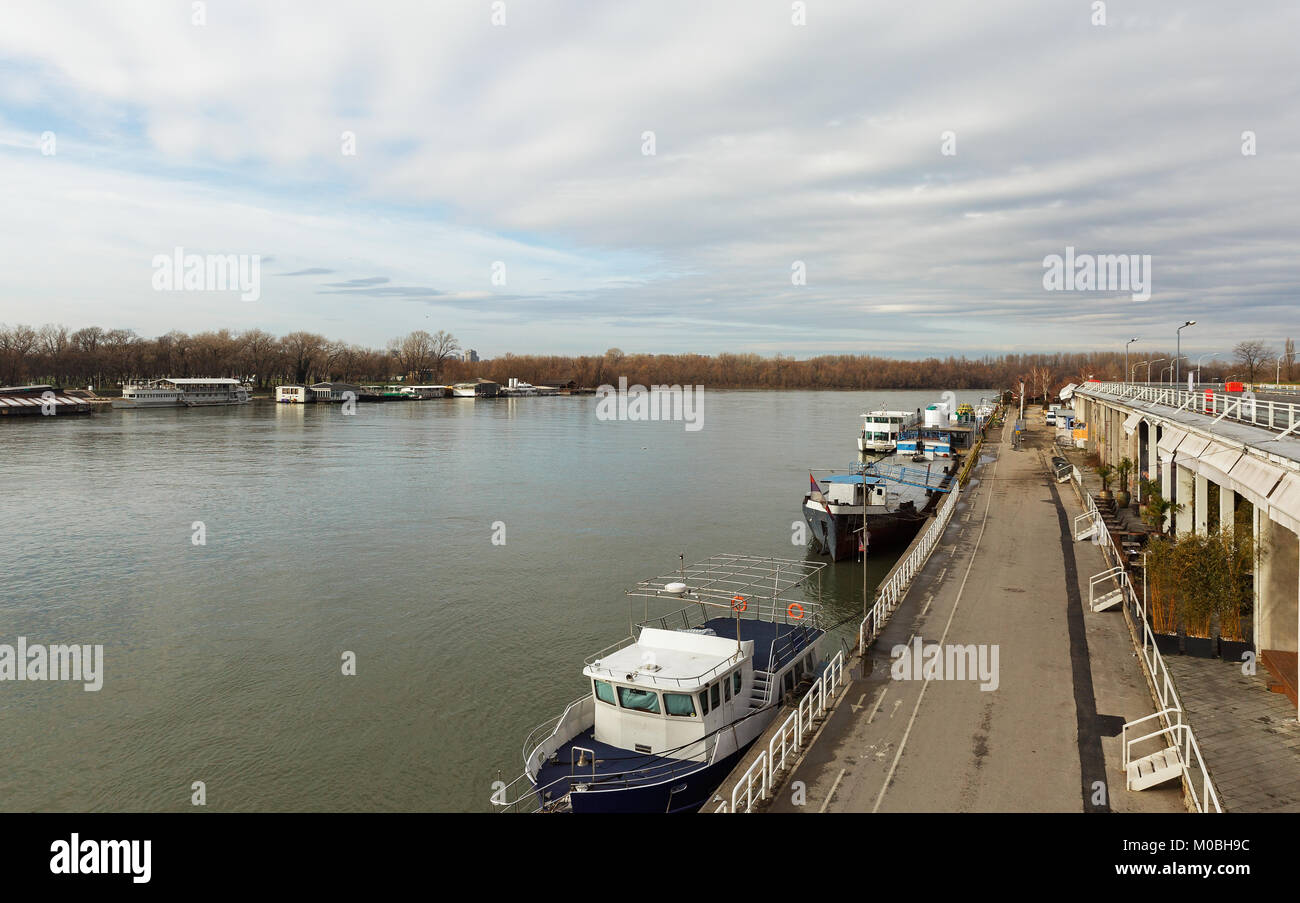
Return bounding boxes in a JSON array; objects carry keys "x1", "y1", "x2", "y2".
[{"x1": 0, "y1": 389, "x2": 993, "y2": 812}]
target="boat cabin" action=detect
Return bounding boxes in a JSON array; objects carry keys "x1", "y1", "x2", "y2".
[
  {"x1": 896, "y1": 428, "x2": 953, "y2": 459},
  {"x1": 816, "y1": 473, "x2": 890, "y2": 509},
  {"x1": 584, "y1": 628, "x2": 752, "y2": 760},
  {"x1": 859, "y1": 410, "x2": 918, "y2": 454}
]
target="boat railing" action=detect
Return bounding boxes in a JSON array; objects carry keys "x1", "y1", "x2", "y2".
[
  {"x1": 520, "y1": 693, "x2": 592, "y2": 771},
  {"x1": 634, "y1": 597, "x2": 824, "y2": 634}
]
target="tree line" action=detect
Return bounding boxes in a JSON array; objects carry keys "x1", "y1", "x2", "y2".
[{"x1": 0, "y1": 322, "x2": 1290, "y2": 392}]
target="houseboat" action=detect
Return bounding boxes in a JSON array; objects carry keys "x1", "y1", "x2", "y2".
[
  {"x1": 400, "y1": 385, "x2": 448, "y2": 399},
  {"x1": 895, "y1": 428, "x2": 954, "y2": 460},
  {"x1": 0, "y1": 385, "x2": 92, "y2": 417},
  {"x1": 113, "y1": 378, "x2": 251, "y2": 408},
  {"x1": 493, "y1": 555, "x2": 827, "y2": 813},
  {"x1": 276, "y1": 385, "x2": 310, "y2": 404},
  {"x1": 858, "y1": 409, "x2": 920, "y2": 455},
  {"x1": 452, "y1": 379, "x2": 501, "y2": 398}
]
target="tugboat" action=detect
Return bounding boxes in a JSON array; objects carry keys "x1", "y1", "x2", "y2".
[{"x1": 492, "y1": 555, "x2": 827, "y2": 813}]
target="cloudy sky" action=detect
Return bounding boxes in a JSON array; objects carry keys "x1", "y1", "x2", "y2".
[{"x1": 0, "y1": 1, "x2": 1296, "y2": 358}]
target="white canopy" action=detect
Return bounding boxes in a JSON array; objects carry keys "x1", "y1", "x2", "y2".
[
  {"x1": 1267, "y1": 473, "x2": 1300, "y2": 537},
  {"x1": 1226, "y1": 454, "x2": 1284, "y2": 504},
  {"x1": 1122, "y1": 411, "x2": 1143, "y2": 436}
]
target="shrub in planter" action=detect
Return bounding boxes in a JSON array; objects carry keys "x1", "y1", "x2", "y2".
[{"x1": 1116, "y1": 457, "x2": 1134, "y2": 509}]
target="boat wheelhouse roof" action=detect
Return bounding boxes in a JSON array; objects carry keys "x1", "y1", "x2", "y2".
[
  {"x1": 584, "y1": 627, "x2": 747, "y2": 687},
  {"x1": 861, "y1": 410, "x2": 914, "y2": 419},
  {"x1": 820, "y1": 473, "x2": 884, "y2": 485}
]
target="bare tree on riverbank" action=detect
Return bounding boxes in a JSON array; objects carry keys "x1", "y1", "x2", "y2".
[{"x1": 1233, "y1": 340, "x2": 1273, "y2": 384}]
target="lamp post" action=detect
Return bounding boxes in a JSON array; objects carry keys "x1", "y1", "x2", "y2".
[
  {"x1": 1159, "y1": 364, "x2": 1172, "y2": 383},
  {"x1": 1277, "y1": 349, "x2": 1295, "y2": 384},
  {"x1": 1195, "y1": 352, "x2": 1221, "y2": 384},
  {"x1": 1125, "y1": 337, "x2": 1139, "y2": 383},
  {"x1": 1175, "y1": 320, "x2": 1196, "y2": 385},
  {"x1": 1146, "y1": 358, "x2": 1165, "y2": 383},
  {"x1": 1132, "y1": 360, "x2": 1147, "y2": 382}
]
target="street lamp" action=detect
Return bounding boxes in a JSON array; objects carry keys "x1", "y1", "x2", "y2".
[
  {"x1": 1146, "y1": 358, "x2": 1165, "y2": 383},
  {"x1": 1175, "y1": 320, "x2": 1196, "y2": 385},
  {"x1": 1132, "y1": 360, "x2": 1147, "y2": 382},
  {"x1": 1277, "y1": 349, "x2": 1296, "y2": 384},
  {"x1": 1195, "y1": 352, "x2": 1221, "y2": 384},
  {"x1": 1125, "y1": 337, "x2": 1140, "y2": 383},
  {"x1": 1159, "y1": 364, "x2": 1172, "y2": 383}
]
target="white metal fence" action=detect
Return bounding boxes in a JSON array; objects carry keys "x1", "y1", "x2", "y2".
[
  {"x1": 1064, "y1": 458, "x2": 1221, "y2": 812},
  {"x1": 714, "y1": 649, "x2": 845, "y2": 812},
  {"x1": 1086, "y1": 382, "x2": 1300, "y2": 436},
  {"x1": 859, "y1": 485, "x2": 961, "y2": 652}
]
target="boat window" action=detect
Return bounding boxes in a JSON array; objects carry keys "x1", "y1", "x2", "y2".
[
  {"x1": 617, "y1": 686, "x2": 661, "y2": 714},
  {"x1": 710, "y1": 684, "x2": 721, "y2": 709},
  {"x1": 723, "y1": 676, "x2": 731, "y2": 702},
  {"x1": 664, "y1": 693, "x2": 696, "y2": 717},
  {"x1": 593, "y1": 679, "x2": 616, "y2": 706},
  {"x1": 699, "y1": 688, "x2": 710, "y2": 715},
  {"x1": 733, "y1": 672, "x2": 742, "y2": 696}
]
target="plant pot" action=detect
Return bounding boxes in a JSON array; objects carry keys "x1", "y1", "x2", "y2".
[
  {"x1": 1152, "y1": 632, "x2": 1180, "y2": 656},
  {"x1": 1116, "y1": 490, "x2": 1130, "y2": 508},
  {"x1": 1183, "y1": 635, "x2": 1216, "y2": 659},
  {"x1": 1099, "y1": 490, "x2": 1113, "y2": 501},
  {"x1": 1219, "y1": 639, "x2": 1253, "y2": 664}
]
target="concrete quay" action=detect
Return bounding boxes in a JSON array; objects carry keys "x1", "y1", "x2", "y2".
[{"x1": 762, "y1": 414, "x2": 1182, "y2": 813}]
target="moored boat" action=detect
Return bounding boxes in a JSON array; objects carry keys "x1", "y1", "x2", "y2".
[
  {"x1": 492, "y1": 555, "x2": 827, "y2": 813},
  {"x1": 113, "y1": 378, "x2": 250, "y2": 408},
  {"x1": 858, "y1": 408, "x2": 920, "y2": 455}
]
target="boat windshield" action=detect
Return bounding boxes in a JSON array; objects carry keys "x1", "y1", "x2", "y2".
[{"x1": 618, "y1": 686, "x2": 660, "y2": 713}]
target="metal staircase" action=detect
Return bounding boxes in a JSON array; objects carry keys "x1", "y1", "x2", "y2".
[
  {"x1": 1088, "y1": 566, "x2": 1129, "y2": 612},
  {"x1": 749, "y1": 671, "x2": 772, "y2": 708},
  {"x1": 1122, "y1": 711, "x2": 1188, "y2": 791}
]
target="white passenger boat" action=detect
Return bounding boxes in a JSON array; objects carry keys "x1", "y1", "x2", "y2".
[
  {"x1": 858, "y1": 409, "x2": 920, "y2": 454},
  {"x1": 492, "y1": 555, "x2": 828, "y2": 813},
  {"x1": 114, "y1": 378, "x2": 251, "y2": 408}
]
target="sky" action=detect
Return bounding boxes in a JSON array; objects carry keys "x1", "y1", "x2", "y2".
[{"x1": 0, "y1": 0, "x2": 1296, "y2": 359}]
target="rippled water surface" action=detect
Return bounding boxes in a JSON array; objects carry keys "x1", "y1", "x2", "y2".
[{"x1": 0, "y1": 389, "x2": 993, "y2": 811}]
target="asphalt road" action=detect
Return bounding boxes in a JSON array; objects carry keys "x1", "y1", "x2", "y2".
[{"x1": 768, "y1": 415, "x2": 1183, "y2": 813}]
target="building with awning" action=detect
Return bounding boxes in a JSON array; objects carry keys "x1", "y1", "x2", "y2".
[{"x1": 1075, "y1": 383, "x2": 1300, "y2": 717}]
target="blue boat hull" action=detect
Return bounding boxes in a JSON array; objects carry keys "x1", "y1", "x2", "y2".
[{"x1": 564, "y1": 747, "x2": 749, "y2": 814}]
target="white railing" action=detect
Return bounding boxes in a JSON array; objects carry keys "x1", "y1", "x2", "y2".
[
  {"x1": 1062, "y1": 457, "x2": 1221, "y2": 812},
  {"x1": 717, "y1": 649, "x2": 845, "y2": 813},
  {"x1": 1088, "y1": 566, "x2": 1128, "y2": 610},
  {"x1": 858, "y1": 486, "x2": 961, "y2": 652},
  {"x1": 1085, "y1": 382, "x2": 1300, "y2": 435},
  {"x1": 1122, "y1": 711, "x2": 1220, "y2": 814}
]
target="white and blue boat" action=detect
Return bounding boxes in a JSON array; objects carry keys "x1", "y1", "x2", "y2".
[
  {"x1": 895, "y1": 428, "x2": 953, "y2": 460},
  {"x1": 492, "y1": 555, "x2": 827, "y2": 813}
]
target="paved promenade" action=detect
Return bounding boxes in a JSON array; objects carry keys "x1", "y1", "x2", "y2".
[{"x1": 769, "y1": 414, "x2": 1183, "y2": 813}]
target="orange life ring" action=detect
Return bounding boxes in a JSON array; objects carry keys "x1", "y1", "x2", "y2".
[
  {"x1": 787, "y1": 603, "x2": 805, "y2": 620},
  {"x1": 731, "y1": 595, "x2": 747, "y2": 612}
]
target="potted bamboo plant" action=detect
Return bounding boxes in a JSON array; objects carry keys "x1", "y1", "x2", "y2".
[
  {"x1": 1176, "y1": 531, "x2": 1218, "y2": 658},
  {"x1": 1115, "y1": 457, "x2": 1134, "y2": 509},
  {"x1": 1217, "y1": 521, "x2": 1259, "y2": 663},
  {"x1": 1144, "y1": 536, "x2": 1181, "y2": 655},
  {"x1": 1097, "y1": 463, "x2": 1114, "y2": 501}
]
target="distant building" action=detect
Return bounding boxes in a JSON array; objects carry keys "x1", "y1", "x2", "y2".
[
  {"x1": 310, "y1": 381, "x2": 361, "y2": 402},
  {"x1": 463, "y1": 349, "x2": 480, "y2": 363}
]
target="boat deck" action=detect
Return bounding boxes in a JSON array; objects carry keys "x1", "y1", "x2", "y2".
[{"x1": 701, "y1": 617, "x2": 821, "y2": 673}]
